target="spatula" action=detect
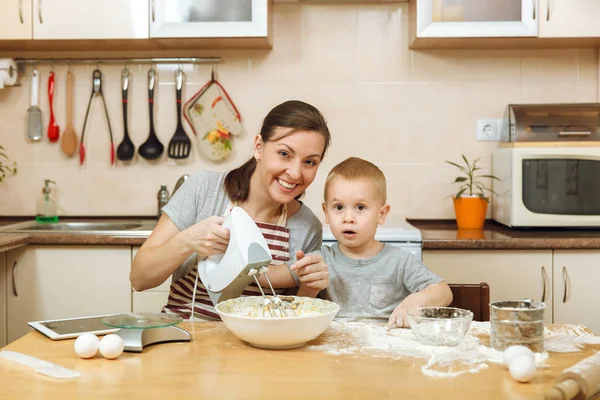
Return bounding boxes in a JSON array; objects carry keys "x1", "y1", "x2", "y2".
[
  {"x1": 47, "y1": 72, "x2": 60, "y2": 142},
  {"x1": 167, "y1": 69, "x2": 191, "y2": 159},
  {"x1": 27, "y1": 68, "x2": 42, "y2": 141},
  {"x1": 61, "y1": 71, "x2": 78, "y2": 157}
]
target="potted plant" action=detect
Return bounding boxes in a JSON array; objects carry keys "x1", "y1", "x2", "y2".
[
  {"x1": 0, "y1": 145, "x2": 17, "y2": 183},
  {"x1": 446, "y1": 155, "x2": 499, "y2": 230}
]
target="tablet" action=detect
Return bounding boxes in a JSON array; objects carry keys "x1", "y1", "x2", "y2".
[{"x1": 28, "y1": 314, "x2": 120, "y2": 340}]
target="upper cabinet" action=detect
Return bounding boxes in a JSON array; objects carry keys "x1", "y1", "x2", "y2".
[
  {"x1": 538, "y1": 0, "x2": 600, "y2": 38},
  {"x1": 33, "y1": 0, "x2": 148, "y2": 40},
  {"x1": 410, "y1": 0, "x2": 600, "y2": 48},
  {"x1": 0, "y1": 0, "x2": 32, "y2": 39},
  {"x1": 150, "y1": 0, "x2": 269, "y2": 39},
  {"x1": 414, "y1": 0, "x2": 537, "y2": 39},
  {"x1": 0, "y1": 0, "x2": 271, "y2": 52}
]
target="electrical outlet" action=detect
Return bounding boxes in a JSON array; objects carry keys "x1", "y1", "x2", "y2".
[{"x1": 476, "y1": 119, "x2": 501, "y2": 142}]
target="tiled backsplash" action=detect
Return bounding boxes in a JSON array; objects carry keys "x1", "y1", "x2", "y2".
[{"x1": 0, "y1": 3, "x2": 597, "y2": 221}]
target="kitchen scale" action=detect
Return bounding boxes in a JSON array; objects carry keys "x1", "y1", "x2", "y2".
[{"x1": 101, "y1": 312, "x2": 191, "y2": 353}]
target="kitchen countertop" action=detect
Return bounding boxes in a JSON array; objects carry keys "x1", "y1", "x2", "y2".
[
  {"x1": 1, "y1": 217, "x2": 600, "y2": 251},
  {"x1": 1, "y1": 322, "x2": 598, "y2": 399},
  {"x1": 0, "y1": 217, "x2": 155, "y2": 251},
  {"x1": 409, "y1": 220, "x2": 600, "y2": 250}
]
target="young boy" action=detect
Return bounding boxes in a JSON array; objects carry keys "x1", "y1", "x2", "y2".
[{"x1": 318, "y1": 157, "x2": 453, "y2": 328}]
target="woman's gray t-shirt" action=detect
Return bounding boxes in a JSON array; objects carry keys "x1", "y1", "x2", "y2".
[
  {"x1": 318, "y1": 243, "x2": 443, "y2": 319},
  {"x1": 162, "y1": 170, "x2": 323, "y2": 284}
]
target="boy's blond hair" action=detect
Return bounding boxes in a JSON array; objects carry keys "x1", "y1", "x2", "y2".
[{"x1": 324, "y1": 157, "x2": 387, "y2": 203}]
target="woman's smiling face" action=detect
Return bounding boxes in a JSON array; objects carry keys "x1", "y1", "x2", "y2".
[{"x1": 253, "y1": 127, "x2": 326, "y2": 204}]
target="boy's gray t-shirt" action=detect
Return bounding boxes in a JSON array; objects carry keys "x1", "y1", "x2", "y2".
[
  {"x1": 162, "y1": 170, "x2": 323, "y2": 284},
  {"x1": 318, "y1": 243, "x2": 443, "y2": 319}
]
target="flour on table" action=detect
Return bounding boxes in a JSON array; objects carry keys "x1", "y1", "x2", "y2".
[
  {"x1": 307, "y1": 320, "x2": 600, "y2": 378},
  {"x1": 544, "y1": 325, "x2": 600, "y2": 352}
]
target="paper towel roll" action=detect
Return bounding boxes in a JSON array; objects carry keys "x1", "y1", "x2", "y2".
[{"x1": 0, "y1": 58, "x2": 18, "y2": 89}]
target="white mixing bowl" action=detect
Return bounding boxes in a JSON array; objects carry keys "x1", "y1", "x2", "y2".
[{"x1": 215, "y1": 296, "x2": 340, "y2": 349}]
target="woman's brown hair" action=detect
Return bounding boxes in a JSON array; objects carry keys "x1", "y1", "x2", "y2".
[{"x1": 225, "y1": 100, "x2": 331, "y2": 202}]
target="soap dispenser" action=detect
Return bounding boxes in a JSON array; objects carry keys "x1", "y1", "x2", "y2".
[{"x1": 36, "y1": 179, "x2": 58, "y2": 223}]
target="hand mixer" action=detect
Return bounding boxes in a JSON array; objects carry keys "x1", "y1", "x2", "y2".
[{"x1": 194, "y1": 207, "x2": 297, "y2": 318}]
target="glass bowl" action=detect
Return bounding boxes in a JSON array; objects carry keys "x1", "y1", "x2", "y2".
[{"x1": 407, "y1": 307, "x2": 473, "y2": 347}]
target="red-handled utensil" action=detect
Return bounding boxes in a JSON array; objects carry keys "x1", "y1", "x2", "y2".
[{"x1": 47, "y1": 72, "x2": 60, "y2": 142}]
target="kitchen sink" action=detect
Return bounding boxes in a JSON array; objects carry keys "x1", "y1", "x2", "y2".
[{"x1": 0, "y1": 220, "x2": 157, "y2": 236}]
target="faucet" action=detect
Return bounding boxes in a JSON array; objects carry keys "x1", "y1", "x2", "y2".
[{"x1": 173, "y1": 174, "x2": 189, "y2": 196}]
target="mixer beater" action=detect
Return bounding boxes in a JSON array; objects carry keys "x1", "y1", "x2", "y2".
[{"x1": 248, "y1": 267, "x2": 297, "y2": 318}]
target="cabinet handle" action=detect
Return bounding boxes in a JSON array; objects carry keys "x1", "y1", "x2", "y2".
[
  {"x1": 546, "y1": 1, "x2": 550, "y2": 21},
  {"x1": 12, "y1": 260, "x2": 18, "y2": 297},
  {"x1": 532, "y1": 0, "x2": 536, "y2": 19},
  {"x1": 541, "y1": 266, "x2": 547, "y2": 303},
  {"x1": 38, "y1": 0, "x2": 43, "y2": 24},
  {"x1": 18, "y1": 0, "x2": 23, "y2": 23},
  {"x1": 152, "y1": 0, "x2": 155, "y2": 22},
  {"x1": 562, "y1": 266, "x2": 568, "y2": 303}
]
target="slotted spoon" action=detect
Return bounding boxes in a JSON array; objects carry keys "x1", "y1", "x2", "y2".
[{"x1": 167, "y1": 68, "x2": 191, "y2": 159}]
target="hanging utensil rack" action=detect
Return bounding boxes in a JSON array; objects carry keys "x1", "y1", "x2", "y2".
[{"x1": 13, "y1": 57, "x2": 221, "y2": 71}]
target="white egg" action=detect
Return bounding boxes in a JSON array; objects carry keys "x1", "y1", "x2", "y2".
[
  {"x1": 74, "y1": 333, "x2": 100, "y2": 359},
  {"x1": 99, "y1": 334, "x2": 124, "y2": 360},
  {"x1": 503, "y1": 345, "x2": 534, "y2": 367},
  {"x1": 509, "y1": 354, "x2": 537, "y2": 383}
]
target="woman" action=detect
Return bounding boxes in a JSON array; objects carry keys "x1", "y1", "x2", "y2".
[{"x1": 131, "y1": 100, "x2": 332, "y2": 320}]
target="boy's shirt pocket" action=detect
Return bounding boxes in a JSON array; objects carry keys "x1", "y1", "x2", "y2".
[{"x1": 368, "y1": 277, "x2": 397, "y2": 309}]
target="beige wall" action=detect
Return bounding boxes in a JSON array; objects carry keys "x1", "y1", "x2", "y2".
[{"x1": 0, "y1": 3, "x2": 597, "y2": 221}]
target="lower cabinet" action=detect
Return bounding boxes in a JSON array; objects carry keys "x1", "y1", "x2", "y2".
[
  {"x1": 131, "y1": 246, "x2": 170, "y2": 313},
  {"x1": 0, "y1": 252, "x2": 6, "y2": 348},
  {"x1": 423, "y1": 250, "x2": 554, "y2": 324},
  {"x1": 424, "y1": 249, "x2": 600, "y2": 332},
  {"x1": 6, "y1": 245, "x2": 132, "y2": 344},
  {"x1": 553, "y1": 250, "x2": 600, "y2": 334}
]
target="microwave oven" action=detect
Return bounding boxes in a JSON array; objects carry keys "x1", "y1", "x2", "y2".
[{"x1": 492, "y1": 146, "x2": 600, "y2": 228}]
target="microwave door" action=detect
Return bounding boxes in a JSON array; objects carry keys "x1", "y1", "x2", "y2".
[{"x1": 522, "y1": 158, "x2": 600, "y2": 216}]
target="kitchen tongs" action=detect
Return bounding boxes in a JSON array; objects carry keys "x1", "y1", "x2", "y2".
[{"x1": 80, "y1": 69, "x2": 115, "y2": 166}]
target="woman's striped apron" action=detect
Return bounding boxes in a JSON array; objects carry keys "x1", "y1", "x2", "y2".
[{"x1": 163, "y1": 204, "x2": 290, "y2": 320}]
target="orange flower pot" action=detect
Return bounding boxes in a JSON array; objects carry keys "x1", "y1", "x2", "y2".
[
  {"x1": 452, "y1": 196, "x2": 488, "y2": 230},
  {"x1": 456, "y1": 229, "x2": 485, "y2": 240}
]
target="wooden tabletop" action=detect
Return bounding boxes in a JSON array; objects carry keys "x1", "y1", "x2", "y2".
[{"x1": 1, "y1": 322, "x2": 599, "y2": 400}]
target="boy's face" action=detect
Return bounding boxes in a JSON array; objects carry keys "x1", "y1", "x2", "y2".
[{"x1": 322, "y1": 177, "x2": 390, "y2": 251}]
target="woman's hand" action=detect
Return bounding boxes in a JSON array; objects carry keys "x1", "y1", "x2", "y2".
[
  {"x1": 182, "y1": 216, "x2": 231, "y2": 258},
  {"x1": 290, "y1": 250, "x2": 329, "y2": 297}
]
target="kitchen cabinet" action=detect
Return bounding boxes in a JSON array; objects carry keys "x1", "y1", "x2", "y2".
[
  {"x1": 5, "y1": 245, "x2": 131, "y2": 344},
  {"x1": 0, "y1": 0, "x2": 32, "y2": 39},
  {"x1": 412, "y1": 0, "x2": 538, "y2": 39},
  {"x1": 553, "y1": 250, "x2": 600, "y2": 334},
  {"x1": 423, "y1": 250, "x2": 553, "y2": 324},
  {"x1": 538, "y1": 0, "x2": 600, "y2": 38},
  {"x1": 32, "y1": 0, "x2": 148, "y2": 40},
  {"x1": 131, "y1": 246, "x2": 170, "y2": 313},
  {"x1": 0, "y1": 252, "x2": 6, "y2": 348},
  {"x1": 150, "y1": 0, "x2": 270, "y2": 40}
]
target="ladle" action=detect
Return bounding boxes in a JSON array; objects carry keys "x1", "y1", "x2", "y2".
[
  {"x1": 116, "y1": 68, "x2": 135, "y2": 161},
  {"x1": 138, "y1": 68, "x2": 164, "y2": 160}
]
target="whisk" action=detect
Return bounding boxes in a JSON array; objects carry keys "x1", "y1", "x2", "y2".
[{"x1": 248, "y1": 267, "x2": 297, "y2": 318}]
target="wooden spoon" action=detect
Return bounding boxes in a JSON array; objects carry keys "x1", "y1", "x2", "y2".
[{"x1": 61, "y1": 70, "x2": 78, "y2": 157}]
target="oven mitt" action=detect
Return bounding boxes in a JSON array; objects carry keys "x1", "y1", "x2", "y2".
[{"x1": 184, "y1": 81, "x2": 243, "y2": 161}]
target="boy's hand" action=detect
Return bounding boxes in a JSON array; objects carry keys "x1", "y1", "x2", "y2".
[
  {"x1": 387, "y1": 293, "x2": 424, "y2": 329},
  {"x1": 290, "y1": 250, "x2": 329, "y2": 296}
]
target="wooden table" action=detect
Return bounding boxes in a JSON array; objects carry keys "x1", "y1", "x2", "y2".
[{"x1": 1, "y1": 322, "x2": 598, "y2": 399}]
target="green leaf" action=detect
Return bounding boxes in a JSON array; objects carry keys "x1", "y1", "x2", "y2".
[
  {"x1": 479, "y1": 174, "x2": 501, "y2": 181},
  {"x1": 453, "y1": 177, "x2": 468, "y2": 183},
  {"x1": 455, "y1": 188, "x2": 467, "y2": 198},
  {"x1": 446, "y1": 161, "x2": 467, "y2": 173}
]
